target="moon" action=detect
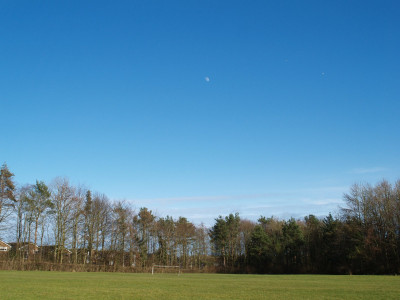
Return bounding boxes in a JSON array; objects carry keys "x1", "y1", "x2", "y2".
[{"x1": 205, "y1": 76, "x2": 210, "y2": 82}]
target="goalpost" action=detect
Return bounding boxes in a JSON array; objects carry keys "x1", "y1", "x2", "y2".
[{"x1": 151, "y1": 264, "x2": 181, "y2": 275}]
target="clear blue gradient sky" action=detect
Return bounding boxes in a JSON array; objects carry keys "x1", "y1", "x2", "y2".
[{"x1": 1, "y1": 1, "x2": 399, "y2": 225}]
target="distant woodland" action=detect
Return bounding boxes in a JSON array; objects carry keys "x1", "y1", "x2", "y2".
[{"x1": 1, "y1": 163, "x2": 399, "y2": 274}]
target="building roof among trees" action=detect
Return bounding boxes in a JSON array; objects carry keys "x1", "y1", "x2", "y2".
[{"x1": 0, "y1": 240, "x2": 11, "y2": 249}]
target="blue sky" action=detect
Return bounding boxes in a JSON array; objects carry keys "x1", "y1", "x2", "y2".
[{"x1": 1, "y1": 1, "x2": 399, "y2": 225}]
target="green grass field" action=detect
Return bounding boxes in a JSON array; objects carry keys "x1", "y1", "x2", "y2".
[{"x1": 0, "y1": 271, "x2": 399, "y2": 299}]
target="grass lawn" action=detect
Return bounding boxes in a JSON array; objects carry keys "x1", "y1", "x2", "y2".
[{"x1": 0, "y1": 271, "x2": 399, "y2": 299}]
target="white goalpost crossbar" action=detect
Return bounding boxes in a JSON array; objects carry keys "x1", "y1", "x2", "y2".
[{"x1": 151, "y1": 265, "x2": 181, "y2": 275}]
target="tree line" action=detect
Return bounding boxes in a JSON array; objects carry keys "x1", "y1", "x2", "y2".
[
  {"x1": 210, "y1": 180, "x2": 400, "y2": 274},
  {"x1": 1, "y1": 162, "x2": 399, "y2": 274}
]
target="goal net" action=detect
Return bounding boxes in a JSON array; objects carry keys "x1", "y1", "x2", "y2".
[{"x1": 151, "y1": 265, "x2": 181, "y2": 275}]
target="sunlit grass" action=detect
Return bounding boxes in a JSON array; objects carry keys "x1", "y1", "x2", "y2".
[{"x1": 0, "y1": 271, "x2": 399, "y2": 299}]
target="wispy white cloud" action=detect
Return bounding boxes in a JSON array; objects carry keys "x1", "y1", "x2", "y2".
[
  {"x1": 127, "y1": 187, "x2": 346, "y2": 226},
  {"x1": 299, "y1": 186, "x2": 348, "y2": 193},
  {"x1": 129, "y1": 193, "x2": 281, "y2": 205},
  {"x1": 129, "y1": 187, "x2": 347, "y2": 205},
  {"x1": 302, "y1": 198, "x2": 343, "y2": 206},
  {"x1": 350, "y1": 167, "x2": 387, "y2": 174}
]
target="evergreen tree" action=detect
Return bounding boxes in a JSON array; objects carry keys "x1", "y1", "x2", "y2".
[
  {"x1": 321, "y1": 214, "x2": 343, "y2": 273},
  {"x1": 282, "y1": 218, "x2": 304, "y2": 272},
  {"x1": 210, "y1": 216, "x2": 228, "y2": 267},
  {"x1": 0, "y1": 163, "x2": 16, "y2": 226},
  {"x1": 247, "y1": 225, "x2": 271, "y2": 273}
]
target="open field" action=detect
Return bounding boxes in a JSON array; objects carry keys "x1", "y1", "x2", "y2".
[{"x1": 0, "y1": 271, "x2": 399, "y2": 299}]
